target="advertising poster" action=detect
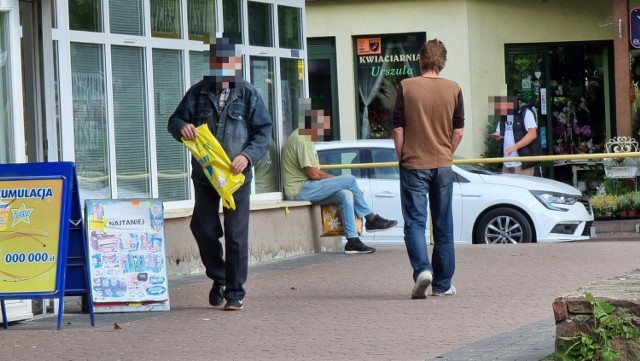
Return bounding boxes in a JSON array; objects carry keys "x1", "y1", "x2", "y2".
[
  {"x1": 355, "y1": 32, "x2": 425, "y2": 139},
  {"x1": 0, "y1": 179, "x2": 63, "y2": 293},
  {"x1": 85, "y1": 199, "x2": 170, "y2": 312}
]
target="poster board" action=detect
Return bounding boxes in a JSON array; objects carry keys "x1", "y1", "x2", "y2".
[
  {"x1": 85, "y1": 198, "x2": 170, "y2": 313},
  {"x1": 0, "y1": 162, "x2": 94, "y2": 329}
]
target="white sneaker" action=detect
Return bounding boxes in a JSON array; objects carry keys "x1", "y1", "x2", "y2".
[
  {"x1": 411, "y1": 271, "x2": 433, "y2": 299},
  {"x1": 431, "y1": 285, "x2": 456, "y2": 296}
]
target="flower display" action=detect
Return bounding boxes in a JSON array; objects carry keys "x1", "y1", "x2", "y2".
[{"x1": 552, "y1": 97, "x2": 602, "y2": 154}]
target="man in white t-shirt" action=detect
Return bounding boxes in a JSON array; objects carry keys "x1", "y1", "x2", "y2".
[{"x1": 492, "y1": 96, "x2": 538, "y2": 176}]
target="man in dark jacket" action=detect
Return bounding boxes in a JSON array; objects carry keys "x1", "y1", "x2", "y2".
[{"x1": 167, "y1": 37, "x2": 272, "y2": 311}]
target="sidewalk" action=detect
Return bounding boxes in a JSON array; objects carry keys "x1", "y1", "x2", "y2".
[{"x1": 2, "y1": 238, "x2": 640, "y2": 361}]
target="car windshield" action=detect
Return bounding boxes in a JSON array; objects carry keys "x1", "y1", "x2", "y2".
[{"x1": 454, "y1": 157, "x2": 500, "y2": 175}]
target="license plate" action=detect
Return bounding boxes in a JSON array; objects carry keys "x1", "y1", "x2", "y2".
[{"x1": 589, "y1": 225, "x2": 596, "y2": 238}]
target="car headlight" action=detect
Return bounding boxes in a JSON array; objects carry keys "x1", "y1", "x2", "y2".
[{"x1": 530, "y1": 191, "x2": 578, "y2": 212}]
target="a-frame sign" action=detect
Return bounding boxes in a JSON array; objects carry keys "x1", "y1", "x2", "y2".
[{"x1": 0, "y1": 162, "x2": 95, "y2": 329}]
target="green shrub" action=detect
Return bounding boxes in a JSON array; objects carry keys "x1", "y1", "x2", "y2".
[
  {"x1": 616, "y1": 193, "x2": 633, "y2": 211},
  {"x1": 630, "y1": 191, "x2": 640, "y2": 211},
  {"x1": 589, "y1": 194, "x2": 617, "y2": 218}
]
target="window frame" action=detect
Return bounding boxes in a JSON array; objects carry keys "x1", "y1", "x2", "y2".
[
  {"x1": 0, "y1": 3, "x2": 26, "y2": 164},
  {"x1": 52, "y1": 0, "x2": 306, "y2": 209}
]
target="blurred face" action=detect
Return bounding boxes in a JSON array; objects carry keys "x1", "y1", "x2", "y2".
[
  {"x1": 493, "y1": 96, "x2": 516, "y2": 116},
  {"x1": 204, "y1": 37, "x2": 242, "y2": 89},
  {"x1": 298, "y1": 109, "x2": 331, "y2": 142}
]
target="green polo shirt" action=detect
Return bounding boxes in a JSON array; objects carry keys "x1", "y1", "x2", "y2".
[{"x1": 281, "y1": 129, "x2": 319, "y2": 197}]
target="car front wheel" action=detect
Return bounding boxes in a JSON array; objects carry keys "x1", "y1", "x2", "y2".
[{"x1": 474, "y1": 208, "x2": 533, "y2": 244}]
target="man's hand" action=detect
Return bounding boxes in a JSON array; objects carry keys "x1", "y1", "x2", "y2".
[
  {"x1": 492, "y1": 132, "x2": 502, "y2": 141},
  {"x1": 181, "y1": 123, "x2": 197, "y2": 140},
  {"x1": 304, "y1": 166, "x2": 334, "y2": 180},
  {"x1": 504, "y1": 145, "x2": 518, "y2": 155},
  {"x1": 231, "y1": 154, "x2": 249, "y2": 175}
]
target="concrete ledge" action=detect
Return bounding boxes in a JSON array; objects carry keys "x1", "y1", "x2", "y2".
[
  {"x1": 595, "y1": 219, "x2": 640, "y2": 233},
  {"x1": 249, "y1": 199, "x2": 312, "y2": 211},
  {"x1": 162, "y1": 202, "x2": 340, "y2": 276},
  {"x1": 163, "y1": 200, "x2": 312, "y2": 219}
]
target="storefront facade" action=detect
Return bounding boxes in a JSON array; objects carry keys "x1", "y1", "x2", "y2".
[
  {"x1": 1, "y1": 0, "x2": 308, "y2": 320},
  {"x1": 305, "y1": 0, "x2": 628, "y2": 166}
]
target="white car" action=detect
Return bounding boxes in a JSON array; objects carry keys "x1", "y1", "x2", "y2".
[{"x1": 315, "y1": 139, "x2": 595, "y2": 244}]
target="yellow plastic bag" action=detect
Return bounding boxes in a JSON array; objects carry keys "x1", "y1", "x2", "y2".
[{"x1": 182, "y1": 124, "x2": 245, "y2": 210}]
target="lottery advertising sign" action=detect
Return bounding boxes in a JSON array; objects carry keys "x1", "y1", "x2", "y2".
[{"x1": 0, "y1": 179, "x2": 63, "y2": 293}]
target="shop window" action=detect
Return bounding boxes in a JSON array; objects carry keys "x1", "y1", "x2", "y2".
[
  {"x1": 632, "y1": 52, "x2": 640, "y2": 137},
  {"x1": 109, "y1": 0, "x2": 144, "y2": 36},
  {"x1": 69, "y1": 0, "x2": 103, "y2": 32},
  {"x1": 111, "y1": 45, "x2": 151, "y2": 198},
  {"x1": 280, "y1": 58, "x2": 304, "y2": 139},
  {"x1": 153, "y1": 49, "x2": 189, "y2": 202},
  {"x1": 188, "y1": 0, "x2": 216, "y2": 42},
  {"x1": 250, "y1": 56, "x2": 277, "y2": 194},
  {"x1": 505, "y1": 43, "x2": 613, "y2": 185},
  {"x1": 53, "y1": 41, "x2": 62, "y2": 161},
  {"x1": 248, "y1": 1, "x2": 273, "y2": 47},
  {"x1": 150, "y1": 0, "x2": 181, "y2": 39},
  {"x1": 253, "y1": 57, "x2": 304, "y2": 194},
  {"x1": 353, "y1": 32, "x2": 425, "y2": 139},
  {"x1": 223, "y1": 0, "x2": 243, "y2": 44},
  {"x1": 70, "y1": 42, "x2": 110, "y2": 199},
  {"x1": 189, "y1": 50, "x2": 208, "y2": 85},
  {"x1": 308, "y1": 37, "x2": 339, "y2": 141},
  {"x1": 278, "y1": 5, "x2": 302, "y2": 50},
  {"x1": 63, "y1": 0, "x2": 307, "y2": 204},
  {"x1": 51, "y1": 0, "x2": 58, "y2": 28},
  {"x1": 0, "y1": 12, "x2": 13, "y2": 163}
]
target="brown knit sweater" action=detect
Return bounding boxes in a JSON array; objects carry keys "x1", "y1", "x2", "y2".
[{"x1": 393, "y1": 77, "x2": 464, "y2": 169}]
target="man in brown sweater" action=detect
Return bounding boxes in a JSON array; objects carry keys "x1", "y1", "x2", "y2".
[{"x1": 392, "y1": 39, "x2": 464, "y2": 300}]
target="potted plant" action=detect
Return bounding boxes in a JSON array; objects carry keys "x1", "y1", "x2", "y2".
[
  {"x1": 616, "y1": 193, "x2": 633, "y2": 217},
  {"x1": 582, "y1": 165, "x2": 605, "y2": 193},
  {"x1": 589, "y1": 194, "x2": 617, "y2": 220},
  {"x1": 630, "y1": 191, "x2": 640, "y2": 216}
]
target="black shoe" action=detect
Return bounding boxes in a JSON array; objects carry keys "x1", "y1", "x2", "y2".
[
  {"x1": 209, "y1": 283, "x2": 224, "y2": 307},
  {"x1": 365, "y1": 215, "x2": 398, "y2": 232},
  {"x1": 224, "y1": 299, "x2": 243, "y2": 311},
  {"x1": 344, "y1": 238, "x2": 376, "y2": 254}
]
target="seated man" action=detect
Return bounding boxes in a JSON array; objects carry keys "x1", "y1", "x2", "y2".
[{"x1": 281, "y1": 103, "x2": 397, "y2": 254}]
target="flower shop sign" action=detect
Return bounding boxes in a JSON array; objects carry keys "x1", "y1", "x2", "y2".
[{"x1": 354, "y1": 32, "x2": 425, "y2": 139}]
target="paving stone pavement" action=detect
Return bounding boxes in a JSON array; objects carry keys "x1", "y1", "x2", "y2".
[{"x1": 2, "y1": 238, "x2": 639, "y2": 361}]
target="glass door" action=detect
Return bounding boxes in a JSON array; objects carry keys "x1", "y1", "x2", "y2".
[
  {"x1": 505, "y1": 48, "x2": 549, "y2": 153},
  {"x1": 505, "y1": 42, "x2": 615, "y2": 187},
  {"x1": 308, "y1": 37, "x2": 340, "y2": 140}
]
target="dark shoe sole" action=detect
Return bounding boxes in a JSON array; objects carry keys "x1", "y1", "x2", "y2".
[{"x1": 366, "y1": 220, "x2": 398, "y2": 232}]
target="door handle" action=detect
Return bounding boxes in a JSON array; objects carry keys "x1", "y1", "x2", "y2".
[{"x1": 374, "y1": 192, "x2": 396, "y2": 198}]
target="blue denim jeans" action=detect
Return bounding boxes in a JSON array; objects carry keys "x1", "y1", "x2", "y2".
[
  {"x1": 400, "y1": 167, "x2": 455, "y2": 293},
  {"x1": 288, "y1": 175, "x2": 372, "y2": 238}
]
